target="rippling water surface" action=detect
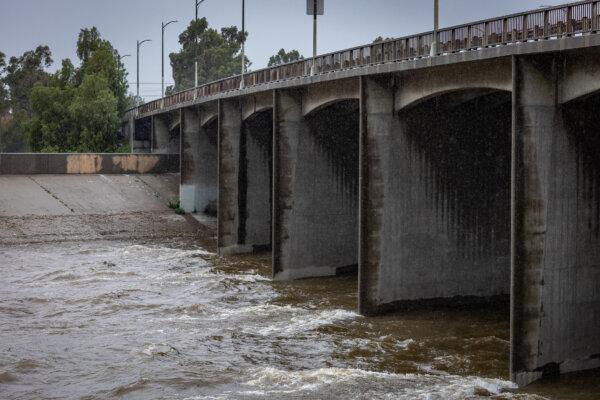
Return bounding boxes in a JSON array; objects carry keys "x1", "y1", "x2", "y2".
[{"x1": 0, "y1": 240, "x2": 598, "y2": 399}]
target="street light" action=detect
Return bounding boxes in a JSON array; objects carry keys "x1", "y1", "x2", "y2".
[
  {"x1": 430, "y1": 0, "x2": 439, "y2": 57},
  {"x1": 307, "y1": 0, "x2": 324, "y2": 75},
  {"x1": 240, "y1": 0, "x2": 246, "y2": 89},
  {"x1": 137, "y1": 39, "x2": 152, "y2": 98},
  {"x1": 162, "y1": 20, "x2": 178, "y2": 97},
  {"x1": 120, "y1": 54, "x2": 132, "y2": 60},
  {"x1": 195, "y1": 0, "x2": 207, "y2": 88}
]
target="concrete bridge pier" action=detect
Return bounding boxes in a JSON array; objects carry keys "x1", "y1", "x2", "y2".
[
  {"x1": 180, "y1": 106, "x2": 218, "y2": 214},
  {"x1": 240, "y1": 108, "x2": 273, "y2": 251},
  {"x1": 152, "y1": 113, "x2": 180, "y2": 154},
  {"x1": 133, "y1": 117, "x2": 151, "y2": 153},
  {"x1": 218, "y1": 96, "x2": 274, "y2": 255},
  {"x1": 273, "y1": 88, "x2": 359, "y2": 280},
  {"x1": 511, "y1": 54, "x2": 600, "y2": 385}
]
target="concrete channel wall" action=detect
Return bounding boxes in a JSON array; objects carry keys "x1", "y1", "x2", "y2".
[{"x1": 0, "y1": 153, "x2": 179, "y2": 175}]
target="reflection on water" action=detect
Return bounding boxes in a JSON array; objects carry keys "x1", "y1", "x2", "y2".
[{"x1": 0, "y1": 240, "x2": 597, "y2": 399}]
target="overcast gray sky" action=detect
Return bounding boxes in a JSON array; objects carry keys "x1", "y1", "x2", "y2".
[{"x1": 1, "y1": 0, "x2": 554, "y2": 100}]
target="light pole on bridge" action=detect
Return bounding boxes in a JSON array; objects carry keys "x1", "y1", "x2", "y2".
[
  {"x1": 195, "y1": 0, "x2": 206, "y2": 88},
  {"x1": 430, "y1": 0, "x2": 439, "y2": 57},
  {"x1": 240, "y1": 0, "x2": 246, "y2": 89},
  {"x1": 162, "y1": 20, "x2": 179, "y2": 98},
  {"x1": 137, "y1": 39, "x2": 152, "y2": 99},
  {"x1": 307, "y1": 0, "x2": 324, "y2": 76}
]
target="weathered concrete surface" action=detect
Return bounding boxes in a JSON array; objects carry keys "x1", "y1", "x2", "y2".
[
  {"x1": 218, "y1": 99, "x2": 248, "y2": 254},
  {"x1": 0, "y1": 154, "x2": 179, "y2": 175},
  {"x1": 511, "y1": 54, "x2": 600, "y2": 386},
  {"x1": 302, "y1": 78, "x2": 360, "y2": 116},
  {"x1": 180, "y1": 107, "x2": 218, "y2": 215},
  {"x1": 0, "y1": 174, "x2": 179, "y2": 217},
  {"x1": 241, "y1": 110, "x2": 272, "y2": 249},
  {"x1": 242, "y1": 91, "x2": 273, "y2": 121},
  {"x1": 360, "y1": 74, "x2": 512, "y2": 315},
  {"x1": 180, "y1": 107, "x2": 200, "y2": 212},
  {"x1": 560, "y1": 48, "x2": 600, "y2": 104},
  {"x1": 0, "y1": 174, "x2": 204, "y2": 245},
  {"x1": 273, "y1": 89, "x2": 359, "y2": 280},
  {"x1": 394, "y1": 58, "x2": 512, "y2": 111},
  {"x1": 152, "y1": 113, "x2": 180, "y2": 154},
  {"x1": 133, "y1": 117, "x2": 152, "y2": 153},
  {"x1": 218, "y1": 100, "x2": 272, "y2": 254}
]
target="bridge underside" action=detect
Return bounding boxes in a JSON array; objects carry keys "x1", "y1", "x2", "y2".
[
  {"x1": 139, "y1": 46, "x2": 600, "y2": 386},
  {"x1": 359, "y1": 85, "x2": 512, "y2": 313},
  {"x1": 273, "y1": 94, "x2": 359, "y2": 280}
]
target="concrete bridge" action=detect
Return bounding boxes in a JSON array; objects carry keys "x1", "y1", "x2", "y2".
[{"x1": 124, "y1": 1, "x2": 600, "y2": 386}]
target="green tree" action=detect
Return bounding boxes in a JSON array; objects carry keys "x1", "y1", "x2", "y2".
[
  {"x1": 3, "y1": 45, "x2": 52, "y2": 117},
  {"x1": 76, "y1": 27, "x2": 102, "y2": 62},
  {"x1": 268, "y1": 48, "x2": 303, "y2": 67},
  {"x1": 25, "y1": 83, "x2": 75, "y2": 152},
  {"x1": 17, "y1": 27, "x2": 128, "y2": 153},
  {"x1": 169, "y1": 18, "x2": 250, "y2": 92},
  {"x1": 69, "y1": 74, "x2": 119, "y2": 152},
  {"x1": 0, "y1": 46, "x2": 52, "y2": 152},
  {"x1": 76, "y1": 28, "x2": 129, "y2": 114},
  {"x1": 0, "y1": 51, "x2": 9, "y2": 115},
  {"x1": 373, "y1": 36, "x2": 393, "y2": 43}
]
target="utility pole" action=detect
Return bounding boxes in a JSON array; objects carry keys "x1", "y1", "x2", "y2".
[
  {"x1": 162, "y1": 20, "x2": 178, "y2": 98},
  {"x1": 137, "y1": 39, "x2": 151, "y2": 99},
  {"x1": 430, "y1": 0, "x2": 439, "y2": 57},
  {"x1": 312, "y1": 0, "x2": 317, "y2": 75},
  {"x1": 240, "y1": 0, "x2": 246, "y2": 89},
  {"x1": 195, "y1": 0, "x2": 206, "y2": 88},
  {"x1": 307, "y1": 0, "x2": 323, "y2": 75}
]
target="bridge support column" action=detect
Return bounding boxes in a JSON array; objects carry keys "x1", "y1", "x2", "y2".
[
  {"x1": 218, "y1": 99, "x2": 251, "y2": 254},
  {"x1": 180, "y1": 107, "x2": 200, "y2": 213},
  {"x1": 152, "y1": 115, "x2": 168, "y2": 153},
  {"x1": 133, "y1": 118, "x2": 151, "y2": 153},
  {"x1": 273, "y1": 90, "x2": 358, "y2": 280},
  {"x1": 511, "y1": 55, "x2": 600, "y2": 386},
  {"x1": 359, "y1": 75, "x2": 511, "y2": 315},
  {"x1": 241, "y1": 111, "x2": 273, "y2": 250}
]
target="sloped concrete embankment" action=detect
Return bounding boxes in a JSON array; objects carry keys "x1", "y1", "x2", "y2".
[{"x1": 0, "y1": 174, "x2": 208, "y2": 245}]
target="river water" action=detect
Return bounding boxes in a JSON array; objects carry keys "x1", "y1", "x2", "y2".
[{"x1": 0, "y1": 239, "x2": 598, "y2": 399}]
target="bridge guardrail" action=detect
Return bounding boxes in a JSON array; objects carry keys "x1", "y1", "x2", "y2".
[{"x1": 134, "y1": 0, "x2": 600, "y2": 117}]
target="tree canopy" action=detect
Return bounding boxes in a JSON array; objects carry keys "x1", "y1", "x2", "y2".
[
  {"x1": 1, "y1": 27, "x2": 130, "y2": 153},
  {"x1": 168, "y1": 18, "x2": 249, "y2": 92},
  {"x1": 268, "y1": 48, "x2": 303, "y2": 67},
  {"x1": 373, "y1": 36, "x2": 394, "y2": 43}
]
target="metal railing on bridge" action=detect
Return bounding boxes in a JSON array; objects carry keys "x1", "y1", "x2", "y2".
[{"x1": 134, "y1": 0, "x2": 600, "y2": 117}]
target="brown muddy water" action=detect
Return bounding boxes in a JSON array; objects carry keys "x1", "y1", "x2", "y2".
[{"x1": 0, "y1": 238, "x2": 599, "y2": 400}]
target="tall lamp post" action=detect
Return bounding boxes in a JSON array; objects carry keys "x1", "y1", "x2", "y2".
[
  {"x1": 307, "y1": 0, "x2": 324, "y2": 75},
  {"x1": 162, "y1": 20, "x2": 178, "y2": 98},
  {"x1": 430, "y1": 0, "x2": 439, "y2": 57},
  {"x1": 240, "y1": 0, "x2": 246, "y2": 89},
  {"x1": 195, "y1": 0, "x2": 206, "y2": 88},
  {"x1": 137, "y1": 39, "x2": 152, "y2": 99}
]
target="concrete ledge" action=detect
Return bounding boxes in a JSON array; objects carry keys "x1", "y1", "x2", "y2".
[{"x1": 0, "y1": 153, "x2": 179, "y2": 175}]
